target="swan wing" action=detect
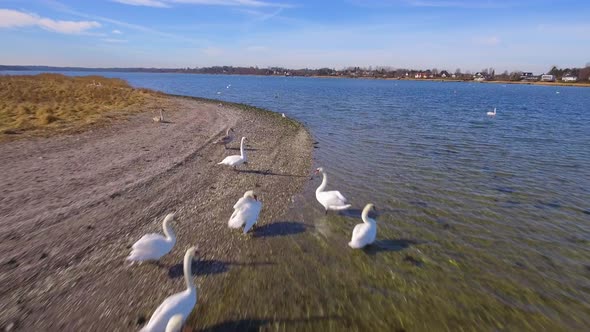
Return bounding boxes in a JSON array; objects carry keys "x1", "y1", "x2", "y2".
[
  {"x1": 218, "y1": 155, "x2": 243, "y2": 166},
  {"x1": 141, "y1": 291, "x2": 196, "y2": 332},
  {"x1": 331, "y1": 190, "x2": 348, "y2": 203},
  {"x1": 132, "y1": 233, "x2": 165, "y2": 249},
  {"x1": 319, "y1": 191, "x2": 349, "y2": 208},
  {"x1": 349, "y1": 223, "x2": 372, "y2": 248},
  {"x1": 228, "y1": 208, "x2": 246, "y2": 228},
  {"x1": 233, "y1": 197, "x2": 248, "y2": 209},
  {"x1": 243, "y1": 200, "x2": 262, "y2": 234},
  {"x1": 165, "y1": 314, "x2": 184, "y2": 332},
  {"x1": 128, "y1": 236, "x2": 173, "y2": 261}
]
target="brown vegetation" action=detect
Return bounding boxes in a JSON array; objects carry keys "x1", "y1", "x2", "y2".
[{"x1": 0, "y1": 73, "x2": 159, "y2": 139}]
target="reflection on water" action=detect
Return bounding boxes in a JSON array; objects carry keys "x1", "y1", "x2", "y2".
[{"x1": 5, "y1": 71, "x2": 589, "y2": 328}]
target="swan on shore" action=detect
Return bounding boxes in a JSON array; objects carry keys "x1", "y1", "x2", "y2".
[
  {"x1": 228, "y1": 190, "x2": 262, "y2": 234},
  {"x1": 314, "y1": 167, "x2": 351, "y2": 213},
  {"x1": 218, "y1": 137, "x2": 247, "y2": 169},
  {"x1": 140, "y1": 247, "x2": 198, "y2": 332},
  {"x1": 487, "y1": 108, "x2": 496, "y2": 116},
  {"x1": 349, "y1": 204, "x2": 377, "y2": 249},
  {"x1": 214, "y1": 127, "x2": 235, "y2": 149},
  {"x1": 127, "y1": 213, "x2": 176, "y2": 262},
  {"x1": 281, "y1": 113, "x2": 286, "y2": 118},
  {"x1": 153, "y1": 109, "x2": 164, "y2": 123}
]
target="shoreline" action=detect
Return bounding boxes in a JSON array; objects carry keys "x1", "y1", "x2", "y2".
[{"x1": 0, "y1": 93, "x2": 314, "y2": 330}]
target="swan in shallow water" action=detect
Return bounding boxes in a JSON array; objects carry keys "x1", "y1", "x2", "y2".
[
  {"x1": 218, "y1": 137, "x2": 247, "y2": 169},
  {"x1": 349, "y1": 204, "x2": 377, "y2": 249},
  {"x1": 127, "y1": 213, "x2": 175, "y2": 262},
  {"x1": 487, "y1": 108, "x2": 496, "y2": 116},
  {"x1": 153, "y1": 109, "x2": 164, "y2": 123},
  {"x1": 165, "y1": 314, "x2": 184, "y2": 332},
  {"x1": 215, "y1": 127, "x2": 235, "y2": 149},
  {"x1": 228, "y1": 190, "x2": 262, "y2": 234},
  {"x1": 314, "y1": 167, "x2": 351, "y2": 213},
  {"x1": 140, "y1": 247, "x2": 198, "y2": 332}
]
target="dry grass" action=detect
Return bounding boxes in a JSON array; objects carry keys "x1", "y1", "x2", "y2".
[{"x1": 0, "y1": 73, "x2": 161, "y2": 140}]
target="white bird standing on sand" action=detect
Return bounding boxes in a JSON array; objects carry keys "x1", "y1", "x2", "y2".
[
  {"x1": 165, "y1": 315, "x2": 184, "y2": 332},
  {"x1": 215, "y1": 128, "x2": 235, "y2": 149},
  {"x1": 349, "y1": 204, "x2": 377, "y2": 249},
  {"x1": 314, "y1": 167, "x2": 351, "y2": 214},
  {"x1": 487, "y1": 107, "x2": 497, "y2": 116},
  {"x1": 228, "y1": 190, "x2": 262, "y2": 234},
  {"x1": 153, "y1": 109, "x2": 164, "y2": 123},
  {"x1": 140, "y1": 247, "x2": 198, "y2": 332},
  {"x1": 127, "y1": 213, "x2": 176, "y2": 262},
  {"x1": 281, "y1": 113, "x2": 286, "y2": 118},
  {"x1": 218, "y1": 137, "x2": 247, "y2": 169}
]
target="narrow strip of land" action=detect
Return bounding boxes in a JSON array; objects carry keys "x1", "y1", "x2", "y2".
[{"x1": 0, "y1": 95, "x2": 312, "y2": 331}]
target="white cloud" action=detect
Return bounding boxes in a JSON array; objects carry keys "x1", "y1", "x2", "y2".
[
  {"x1": 112, "y1": 0, "x2": 169, "y2": 7},
  {"x1": 112, "y1": 29, "x2": 122, "y2": 34},
  {"x1": 0, "y1": 9, "x2": 100, "y2": 34}
]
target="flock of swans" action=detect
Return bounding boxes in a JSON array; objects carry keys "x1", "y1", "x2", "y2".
[{"x1": 127, "y1": 125, "x2": 376, "y2": 331}]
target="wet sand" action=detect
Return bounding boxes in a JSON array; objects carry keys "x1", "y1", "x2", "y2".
[{"x1": 0, "y1": 95, "x2": 313, "y2": 331}]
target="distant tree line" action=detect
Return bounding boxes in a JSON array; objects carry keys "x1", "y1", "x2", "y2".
[{"x1": 1, "y1": 63, "x2": 589, "y2": 82}]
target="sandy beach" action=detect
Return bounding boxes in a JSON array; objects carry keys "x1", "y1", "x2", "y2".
[{"x1": 0, "y1": 95, "x2": 313, "y2": 331}]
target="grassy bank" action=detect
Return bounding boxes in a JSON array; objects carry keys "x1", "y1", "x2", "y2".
[{"x1": 0, "y1": 73, "x2": 159, "y2": 140}]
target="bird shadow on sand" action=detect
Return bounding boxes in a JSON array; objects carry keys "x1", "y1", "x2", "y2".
[
  {"x1": 237, "y1": 169, "x2": 308, "y2": 178},
  {"x1": 168, "y1": 259, "x2": 274, "y2": 279},
  {"x1": 253, "y1": 221, "x2": 311, "y2": 238},
  {"x1": 198, "y1": 315, "x2": 341, "y2": 332},
  {"x1": 362, "y1": 239, "x2": 421, "y2": 256}
]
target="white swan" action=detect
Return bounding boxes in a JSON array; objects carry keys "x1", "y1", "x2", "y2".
[
  {"x1": 165, "y1": 314, "x2": 184, "y2": 332},
  {"x1": 486, "y1": 107, "x2": 496, "y2": 116},
  {"x1": 215, "y1": 127, "x2": 235, "y2": 149},
  {"x1": 140, "y1": 247, "x2": 198, "y2": 332},
  {"x1": 153, "y1": 109, "x2": 164, "y2": 123},
  {"x1": 127, "y1": 213, "x2": 176, "y2": 262},
  {"x1": 349, "y1": 204, "x2": 377, "y2": 249},
  {"x1": 228, "y1": 190, "x2": 262, "y2": 234},
  {"x1": 281, "y1": 113, "x2": 286, "y2": 118},
  {"x1": 314, "y1": 167, "x2": 351, "y2": 213},
  {"x1": 218, "y1": 137, "x2": 247, "y2": 169}
]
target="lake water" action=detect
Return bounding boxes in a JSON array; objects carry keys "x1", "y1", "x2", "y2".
[{"x1": 4, "y1": 71, "x2": 590, "y2": 329}]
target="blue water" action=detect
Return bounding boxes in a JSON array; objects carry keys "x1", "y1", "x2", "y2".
[{"x1": 3, "y1": 71, "x2": 590, "y2": 327}]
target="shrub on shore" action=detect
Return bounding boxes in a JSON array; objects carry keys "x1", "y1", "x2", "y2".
[{"x1": 0, "y1": 73, "x2": 157, "y2": 138}]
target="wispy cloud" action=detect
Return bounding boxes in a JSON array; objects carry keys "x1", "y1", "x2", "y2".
[
  {"x1": 0, "y1": 9, "x2": 100, "y2": 34},
  {"x1": 112, "y1": 0, "x2": 293, "y2": 8},
  {"x1": 349, "y1": 0, "x2": 512, "y2": 9},
  {"x1": 112, "y1": 0, "x2": 169, "y2": 7},
  {"x1": 102, "y1": 38, "x2": 128, "y2": 43},
  {"x1": 112, "y1": 29, "x2": 122, "y2": 34}
]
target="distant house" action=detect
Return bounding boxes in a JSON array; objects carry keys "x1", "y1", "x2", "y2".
[
  {"x1": 562, "y1": 74, "x2": 578, "y2": 82},
  {"x1": 541, "y1": 74, "x2": 556, "y2": 82},
  {"x1": 440, "y1": 70, "x2": 450, "y2": 78},
  {"x1": 520, "y1": 72, "x2": 539, "y2": 81},
  {"x1": 473, "y1": 72, "x2": 487, "y2": 81}
]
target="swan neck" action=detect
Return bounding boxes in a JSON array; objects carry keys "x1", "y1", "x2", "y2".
[
  {"x1": 240, "y1": 139, "x2": 246, "y2": 158},
  {"x1": 184, "y1": 251, "x2": 195, "y2": 291},
  {"x1": 317, "y1": 172, "x2": 327, "y2": 193},
  {"x1": 163, "y1": 218, "x2": 175, "y2": 241},
  {"x1": 362, "y1": 206, "x2": 374, "y2": 224}
]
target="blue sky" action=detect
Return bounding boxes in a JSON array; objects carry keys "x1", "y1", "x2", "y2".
[{"x1": 1, "y1": 0, "x2": 589, "y2": 72}]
